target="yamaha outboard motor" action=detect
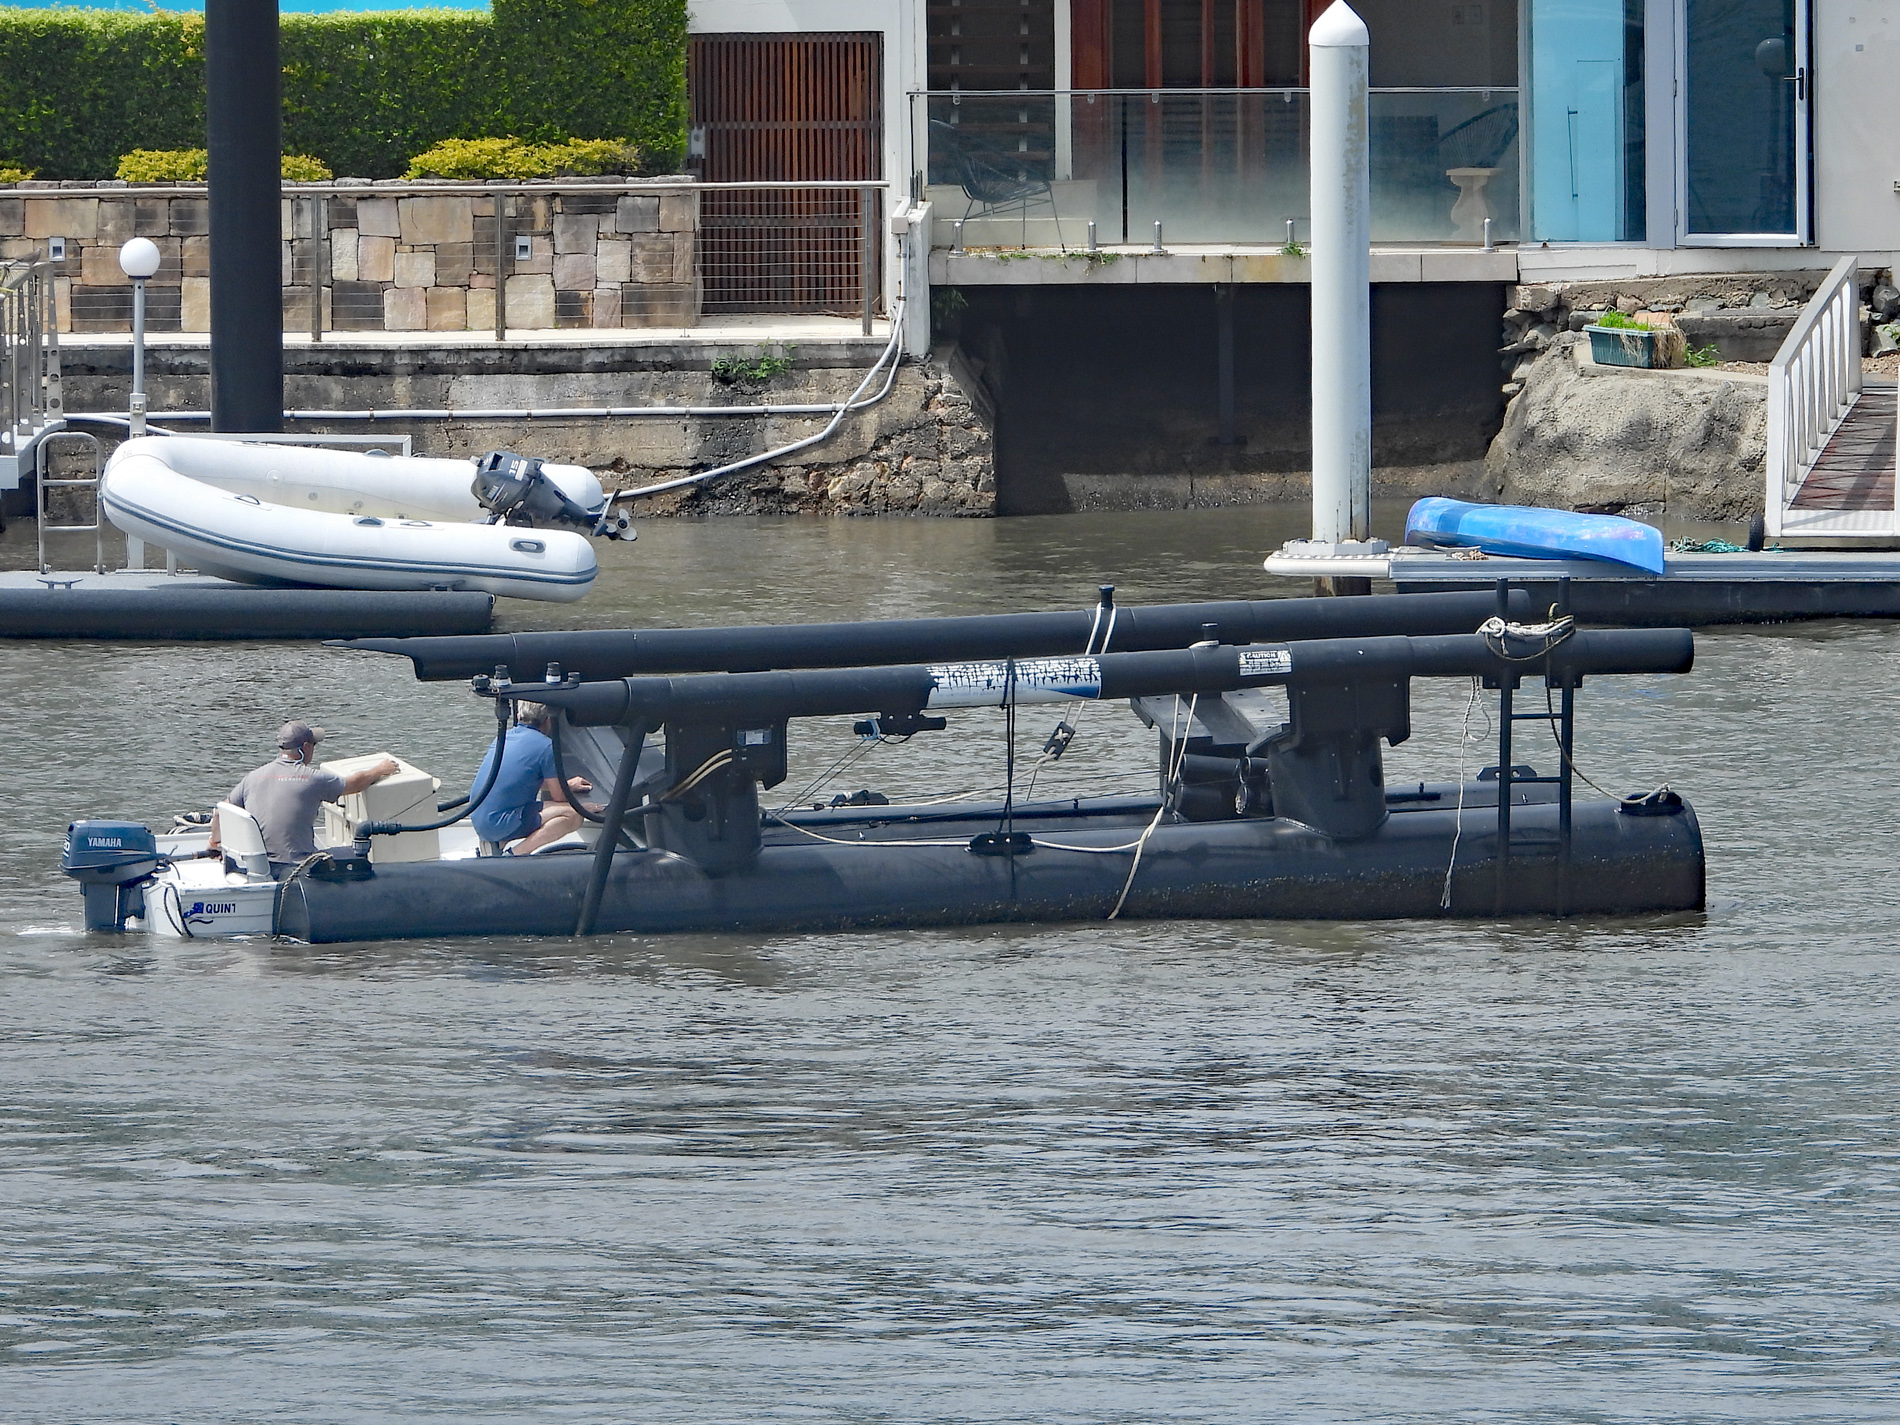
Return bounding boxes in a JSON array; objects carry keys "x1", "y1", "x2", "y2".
[
  {"x1": 62, "y1": 821, "x2": 160, "y2": 931},
  {"x1": 471, "y1": 451, "x2": 632, "y2": 540}
]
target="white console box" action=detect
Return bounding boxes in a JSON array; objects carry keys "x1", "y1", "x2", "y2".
[{"x1": 317, "y1": 754, "x2": 441, "y2": 864}]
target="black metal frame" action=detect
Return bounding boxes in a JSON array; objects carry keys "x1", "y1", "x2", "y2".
[{"x1": 1489, "y1": 577, "x2": 1576, "y2": 916}]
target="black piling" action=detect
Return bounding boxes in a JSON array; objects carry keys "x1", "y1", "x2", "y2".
[{"x1": 206, "y1": 0, "x2": 283, "y2": 432}]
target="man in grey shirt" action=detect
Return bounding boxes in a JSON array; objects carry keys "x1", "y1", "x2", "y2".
[{"x1": 213, "y1": 721, "x2": 399, "y2": 878}]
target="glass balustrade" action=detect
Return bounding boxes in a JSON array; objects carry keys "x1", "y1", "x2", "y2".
[{"x1": 913, "y1": 89, "x2": 1520, "y2": 248}]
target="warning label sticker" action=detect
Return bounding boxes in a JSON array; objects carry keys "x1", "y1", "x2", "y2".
[
  {"x1": 926, "y1": 657, "x2": 1103, "y2": 707},
  {"x1": 1238, "y1": 647, "x2": 1294, "y2": 679}
]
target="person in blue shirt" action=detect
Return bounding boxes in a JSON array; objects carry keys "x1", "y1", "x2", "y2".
[{"x1": 469, "y1": 702, "x2": 596, "y2": 854}]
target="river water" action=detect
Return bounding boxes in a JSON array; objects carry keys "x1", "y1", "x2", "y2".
[{"x1": 4, "y1": 505, "x2": 1899, "y2": 1422}]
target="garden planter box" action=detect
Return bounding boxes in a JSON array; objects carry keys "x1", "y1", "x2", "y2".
[{"x1": 1586, "y1": 324, "x2": 1661, "y2": 368}]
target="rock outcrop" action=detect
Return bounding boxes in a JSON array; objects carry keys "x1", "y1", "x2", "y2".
[{"x1": 1485, "y1": 334, "x2": 1767, "y2": 521}]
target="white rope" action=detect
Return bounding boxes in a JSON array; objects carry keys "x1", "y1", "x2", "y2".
[
  {"x1": 1108, "y1": 692, "x2": 1196, "y2": 920},
  {"x1": 1476, "y1": 613, "x2": 1575, "y2": 662},
  {"x1": 764, "y1": 814, "x2": 967, "y2": 850},
  {"x1": 1440, "y1": 676, "x2": 1481, "y2": 910},
  {"x1": 1023, "y1": 600, "x2": 1118, "y2": 800}
]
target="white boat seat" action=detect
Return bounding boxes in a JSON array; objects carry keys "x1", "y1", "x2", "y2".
[{"x1": 215, "y1": 800, "x2": 271, "y2": 879}]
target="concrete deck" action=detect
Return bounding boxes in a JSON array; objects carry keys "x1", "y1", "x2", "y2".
[
  {"x1": 931, "y1": 245, "x2": 1519, "y2": 286},
  {"x1": 66, "y1": 313, "x2": 892, "y2": 356},
  {"x1": 929, "y1": 242, "x2": 1900, "y2": 289},
  {"x1": 1515, "y1": 245, "x2": 1900, "y2": 283},
  {"x1": 1265, "y1": 548, "x2": 1900, "y2": 582}
]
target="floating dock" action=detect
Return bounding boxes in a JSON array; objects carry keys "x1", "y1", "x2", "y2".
[
  {"x1": 1, "y1": 570, "x2": 493, "y2": 639},
  {"x1": 1263, "y1": 547, "x2": 1900, "y2": 624}
]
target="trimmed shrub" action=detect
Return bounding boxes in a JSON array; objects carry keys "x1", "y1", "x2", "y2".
[
  {"x1": 279, "y1": 153, "x2": 334, "y2": 183},
  {"x1": 495, "y1": 0, "x2": 687, "y2": 162},
  {"x1": 405, "y1": 136, "x2": 643, "y2": 181},
  {"x1": 0, "y1": 164, "x2": 33, "y2": 185},
  {"x1": 0, "y1": 2, "x2": 686, "y2": 180},
  {"x1": 115, "y1": 150, "x2": 333, "y2": 184},
  {"x1": 116, "y1": 149, "x2": 208, "y2": 183}
]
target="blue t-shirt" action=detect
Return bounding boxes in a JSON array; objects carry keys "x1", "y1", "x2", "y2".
[{"x1": 468, "y1": 725, "x2": 557, "y2": 841}]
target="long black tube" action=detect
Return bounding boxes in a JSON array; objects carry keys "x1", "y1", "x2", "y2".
[
  {"x1": 523, "y1": 629, "x2": 1695, "y2": 729},
  {"x1": 336, "y1": 590, "x2": 1537, "y2": 682},
  {"x1": 574, "y1": 723, "x2": 646, "y2": 937},
  {"x1": 547, "y1": 718, "x2": 604, "y2": 824},
  {"x1": 205, "y1": 0, "x2": 283, "y2": 433},
  {"x1": 0, "y1": 587, "x2": 492, "y2": 640}
]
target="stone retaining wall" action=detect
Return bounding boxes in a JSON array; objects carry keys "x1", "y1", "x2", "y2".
[
  {"x1": 1497, "y1": 269, "x2": 1898, "y2": 394},
  {"x1": 55, "y1": 343, "x2": 995, "y2": 518},
  {"x1": 0, "y1": 180, "x2": 698, "y2": 335}
]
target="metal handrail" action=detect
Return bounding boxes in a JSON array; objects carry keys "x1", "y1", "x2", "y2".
[
  {"x1": 911, "y1": 86, "x2": 1518, "y2": 97},
  {"x1": 1, "y1": 259, "x2": 62, "y2": 498},
  {"x1": 34, "y1": 430, "x2": 105, "y2": 575},
  {"x1": 1765, "y1": 255, "x2": 1860, "y2": 536},
  {"x1": 13, "y1": 179, "x2": 889, "y2": 198}
]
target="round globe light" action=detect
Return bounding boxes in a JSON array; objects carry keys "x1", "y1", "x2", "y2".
[{"x1": 118, "y1": 237, "x2": 162, "y2": 280}]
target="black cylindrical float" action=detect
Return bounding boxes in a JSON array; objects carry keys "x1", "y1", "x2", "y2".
[
  {"x1": 0, "y1": 587, "x2": 492, "y2": 640},
  {"x1": 277, "y1": 798, "x2": 1706, "y2": 943},
  {"x1": 529, "y1": 628, "x2": 1696, "y2": 728},
  {"x1": 339, "y1": 589, "x2": 1539, "y2": 681},
  {"x1": 206, "y1": 0, "x2": 283, "y2": 432}
]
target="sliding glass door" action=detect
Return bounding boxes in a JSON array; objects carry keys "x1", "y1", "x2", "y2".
[
  {"x1": 1678, "y1": 0, "x2": 1808, "y2": 244},
  {"x1": 1528, "y1": 0, "x2": 1645, "y2": 242}
]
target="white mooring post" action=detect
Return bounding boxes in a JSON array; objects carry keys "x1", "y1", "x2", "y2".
[{"x1": 1308, "y1": 1, "x2": 1372, "y2": 559}]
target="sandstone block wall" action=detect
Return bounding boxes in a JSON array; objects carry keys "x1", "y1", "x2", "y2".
[{"x1": 0, "y1": 180, "x2": 699, "y2": 336}]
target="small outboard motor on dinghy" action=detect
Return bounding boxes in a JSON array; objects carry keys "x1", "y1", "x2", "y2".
[
  {"x1": 472, "y1": 451, "x2": 633, "y2": 540},
  {"x1": 62, "y1": 821, "x2": 160, "y2": 932}
]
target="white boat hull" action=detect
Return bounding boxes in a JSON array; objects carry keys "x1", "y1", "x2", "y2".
[
  {"x1": 114, "y1": 436, "x2": 605, "y2": 523},
  {"x1": 101, "y1": 450, "x2": 598, "y2": 602}
]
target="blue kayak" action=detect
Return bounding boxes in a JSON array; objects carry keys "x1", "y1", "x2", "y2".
[{"x1": 1404, "y1": 498, "x2": 1667, "y2": 575}]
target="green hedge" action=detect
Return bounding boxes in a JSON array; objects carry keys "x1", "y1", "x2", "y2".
[{"x1": 0, "y1": 1, "x2": 686, "y2": 181}]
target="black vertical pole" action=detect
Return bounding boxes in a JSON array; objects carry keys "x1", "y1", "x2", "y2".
[
  {"x1": 1555, "y1": 577, "x2": 1573, "y2": 916},
  {"x1": 1494, "y1": 579, "x2": 1512, "y2": 915},
  {"x1": 575, "y1": 723, "x2": 648, "y2": 938},
  {"x1": 206, "y1": 0, "x2": 282, "y2": 432}
]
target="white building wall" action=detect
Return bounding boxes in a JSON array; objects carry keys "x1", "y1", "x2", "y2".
[{"x1": 1812, "y1": 2, "x2": 1900, "y2": 254}]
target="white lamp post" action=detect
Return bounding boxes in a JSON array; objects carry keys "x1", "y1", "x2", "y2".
[{"x1": 118, "y1": 237, "x2": 162, "y2": 437}]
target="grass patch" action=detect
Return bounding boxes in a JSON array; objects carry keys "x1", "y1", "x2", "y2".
[{"x1": 712, "y1": 345, "x2": 796, "y2": 383}]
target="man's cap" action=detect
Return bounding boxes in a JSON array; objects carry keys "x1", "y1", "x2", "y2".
[{"x1": 277, "y1": 720, "x2": 326, "y2": 749}]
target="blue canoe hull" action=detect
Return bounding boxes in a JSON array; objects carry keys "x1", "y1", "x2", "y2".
[{"x1": 1405, "y1": 498, "x2": 1667, "y2": 575}]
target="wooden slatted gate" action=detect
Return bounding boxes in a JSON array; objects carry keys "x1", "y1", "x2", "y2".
[{"x1": 690, "y1": 32, "x2": 883, "y2": 316}]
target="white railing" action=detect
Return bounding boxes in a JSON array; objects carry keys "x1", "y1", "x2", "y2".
[
  {"x1": 1, "y1": 259, "x2": 62, "y2": 494},
  {"x1": 1765, "y1": 255, "x2": 1860, "y2": 536}
]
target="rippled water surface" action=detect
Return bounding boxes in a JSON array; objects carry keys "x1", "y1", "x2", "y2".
[{"x1": 4, "y1": 506, "x2": 1899, "y2": 1421}]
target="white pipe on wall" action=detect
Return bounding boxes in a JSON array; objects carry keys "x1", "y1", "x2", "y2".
[{"x1": 1308, "y1": 1, "x2": 1372, "y2": 547}]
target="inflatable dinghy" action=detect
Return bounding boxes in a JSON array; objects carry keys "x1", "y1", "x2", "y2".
[
  {"x1": 100, "y1": 438, "x2": 629, "y2": 602},
  {"x1": 1405, "y1": 498, "x2": 1667, "y2": 575}
]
